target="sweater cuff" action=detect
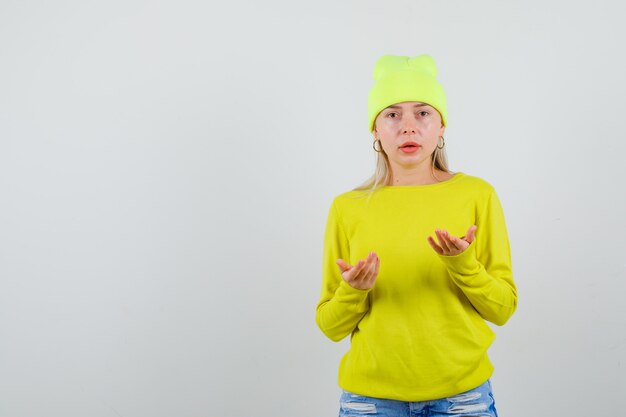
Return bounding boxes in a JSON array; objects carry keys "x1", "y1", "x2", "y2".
[
  {"x1": 334, "y1": 279, "x2": 371, "y2": 304},
  {"x1": 436, "y1": 240, "x2": 481, "y2": 275}
]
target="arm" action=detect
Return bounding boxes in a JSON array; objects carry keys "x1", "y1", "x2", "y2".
[
  {"x1": 315, "y1": 199, "x2": 371, "y2": 342},
  {"x1": 437, "y1": 188, "x2": 518, "y2": 326}
]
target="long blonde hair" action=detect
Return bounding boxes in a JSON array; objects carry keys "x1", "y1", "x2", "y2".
[{"x1": 349, "y1": 136, "x2": 453, "y2": 199}]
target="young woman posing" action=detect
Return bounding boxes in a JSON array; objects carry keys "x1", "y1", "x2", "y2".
[{"x1": 316, "y1": 54, "x2": 518, "y2": 417}]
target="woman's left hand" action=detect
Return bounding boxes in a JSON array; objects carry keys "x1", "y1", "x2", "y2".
[{"x1": 427, "y1": 225, "x2": 477, "y2": 256}]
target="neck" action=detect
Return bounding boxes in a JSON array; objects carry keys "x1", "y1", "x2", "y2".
[{"x1": 389, "y1": 161, "x2": 447, "y2": 186}]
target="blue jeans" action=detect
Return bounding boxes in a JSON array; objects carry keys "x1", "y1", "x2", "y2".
[{"x1": 339, "y1": 379, "x2": 498, "y2": 417}]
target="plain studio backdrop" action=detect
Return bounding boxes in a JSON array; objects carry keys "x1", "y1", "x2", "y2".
[{"x1": 1, "y1": 1, "x2": 624, "y2": 416}]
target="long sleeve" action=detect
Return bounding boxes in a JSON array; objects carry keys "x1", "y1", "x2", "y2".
[
  {"x1": 314, "y1": 175, "x2": 518, "y2": 401},
  {"x1": 436, "y1": 188, "x2": 518, "y2": 326},
  {"x1": 315, "y1": 198, "x2": 371, "y2": 342}
]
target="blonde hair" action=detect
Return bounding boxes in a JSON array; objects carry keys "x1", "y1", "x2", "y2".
[{"x1": 348, "y1": 137, "x2": 454, "y2": 201}]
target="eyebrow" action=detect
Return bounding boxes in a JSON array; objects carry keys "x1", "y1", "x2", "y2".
[{"x1": 386, "y1": 103, "x2": 430, "y2": 109}]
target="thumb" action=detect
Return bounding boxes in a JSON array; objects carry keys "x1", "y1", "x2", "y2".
[
  {"x1": 336, "y1": 259, "x2": 352, "y2": 273},
  {"x1": 465, "y1": 225, "x2": 478, "y2": 243}
]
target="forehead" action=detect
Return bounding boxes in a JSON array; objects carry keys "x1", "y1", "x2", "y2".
[{"x1": 385, "y1": 101, "x2": 432, "y2": 110}]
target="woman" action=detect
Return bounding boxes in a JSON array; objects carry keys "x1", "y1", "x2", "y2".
[{"x1": 315, "y1": 54, "x2": 518, "y2": 417}]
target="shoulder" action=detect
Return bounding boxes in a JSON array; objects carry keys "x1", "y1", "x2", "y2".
[
  {"x1": 328, "y1": 189, "x2": 372, "y2": 215},
  {"x1": 334, "y1": 189, "x2": 371, "y2": 200},
  {"x1": 457, "y1": 173, "x2": 507, "y2": 217},
  {"x1": 457, "y1": 172, "x2": 497, "y2": 196}
]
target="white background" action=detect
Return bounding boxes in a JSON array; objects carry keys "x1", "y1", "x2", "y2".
[{"x1": 1, "y1": 1, "x2": 624, "y2": 416}]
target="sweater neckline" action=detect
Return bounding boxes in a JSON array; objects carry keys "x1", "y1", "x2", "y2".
[{"x1": 380, "y1": 172, "x2": 465, "y2": 190}]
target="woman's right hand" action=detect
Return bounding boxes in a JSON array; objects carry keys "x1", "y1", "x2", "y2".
[{"x1": 335, "y1": 252, "x2": 380, "y2": 290}]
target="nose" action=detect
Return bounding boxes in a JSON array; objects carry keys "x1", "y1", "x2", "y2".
[
  {"x1": 401, "y1": 114, "x2": 418, "y2": 134},
  {"x1": 402, "y1": 120, "x2": 417, "y2": 134}
]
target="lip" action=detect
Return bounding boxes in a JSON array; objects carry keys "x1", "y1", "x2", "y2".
[
  {"x1": 400, "y1": 146, "x2": 419, "y2": 153},
  {"x1": 400, "y1": 141, "x2": 420, "y2": 148},
  {"x1": 399, "y1": 141, "x2": 421, "y2": 153}
]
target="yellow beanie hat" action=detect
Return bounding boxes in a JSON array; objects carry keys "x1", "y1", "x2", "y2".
[{"x1": 367, "y1": 54, "x2": 447, "y2": 132}]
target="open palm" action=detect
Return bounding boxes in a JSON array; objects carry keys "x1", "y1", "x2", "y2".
[{"x1": 427, "y1": 225, "x2": 477, "y2": 256}]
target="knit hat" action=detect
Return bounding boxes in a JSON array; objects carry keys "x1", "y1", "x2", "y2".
[{"x1": 367, "y1": 54, "x2": 447, "y2": 132}]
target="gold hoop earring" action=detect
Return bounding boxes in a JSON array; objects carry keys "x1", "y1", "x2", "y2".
[
  {"x1": 437, "y1": 136, "x2": 445, "y2": 149},
  {"x1": 373, "y1": 139, "x2": 383, "y2": 152}
]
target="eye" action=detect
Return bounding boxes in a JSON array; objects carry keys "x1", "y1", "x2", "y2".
[
  {"x1": 419, "y1": 111, "x2": 429, "y2": 117},
  {"x1": 386, "y1": 112, "x2": 398, "y2": 118}
]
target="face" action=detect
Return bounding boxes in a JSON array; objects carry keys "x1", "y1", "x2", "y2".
[{"x1": 373, "y1": 101, "x2": 445, "y2": 168}]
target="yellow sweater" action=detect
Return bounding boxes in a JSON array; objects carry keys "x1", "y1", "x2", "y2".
[{"x1": 315, "y1": 172, "x2": 518, "y2": 401}]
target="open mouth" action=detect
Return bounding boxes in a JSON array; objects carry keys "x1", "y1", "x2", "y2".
[{"x1": 400, "y1": 143, "x2": 421, "y2": 152}]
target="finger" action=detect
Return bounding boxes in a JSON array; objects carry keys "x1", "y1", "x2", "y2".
[
  {"x1": 440, "y1": 230, "x2": 455, "y2": 252},
  {"x1": 444, "y1": 231, "x2": 463, "y2": 250},
  {"x1": 427, "y1": 235, "x2": 442, "y2": 253},
  {"x1": 367, "y1": 256, "x2": 380, "y2": 287},
  {"x1": 336, "y1": 259, "x2": 352, "y2": 273},
  {"x1": 362, "y1": 254, "x2": 377, "y2": 283},
  {"x1": 427, "y1": 236, "x2": 444, "y2": 255},
  {"x1": 468, "y1": 225, "x2": 477, "y2": 241},
  {"x1": 436, "y1": 229, "x2": 452, "y2": 252},
  {"x1": 355, "y1": 258, "x2": 368, "y2": 275},
  {"x1": 365, "y1": 252, "x2": 378, "y2": 278},
  {"x1": 346, "y1": 259, "x2": 363, "y2": 279},
  {"x1": 353, "y1": 254, "x2": 373, "y2": 282}
]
